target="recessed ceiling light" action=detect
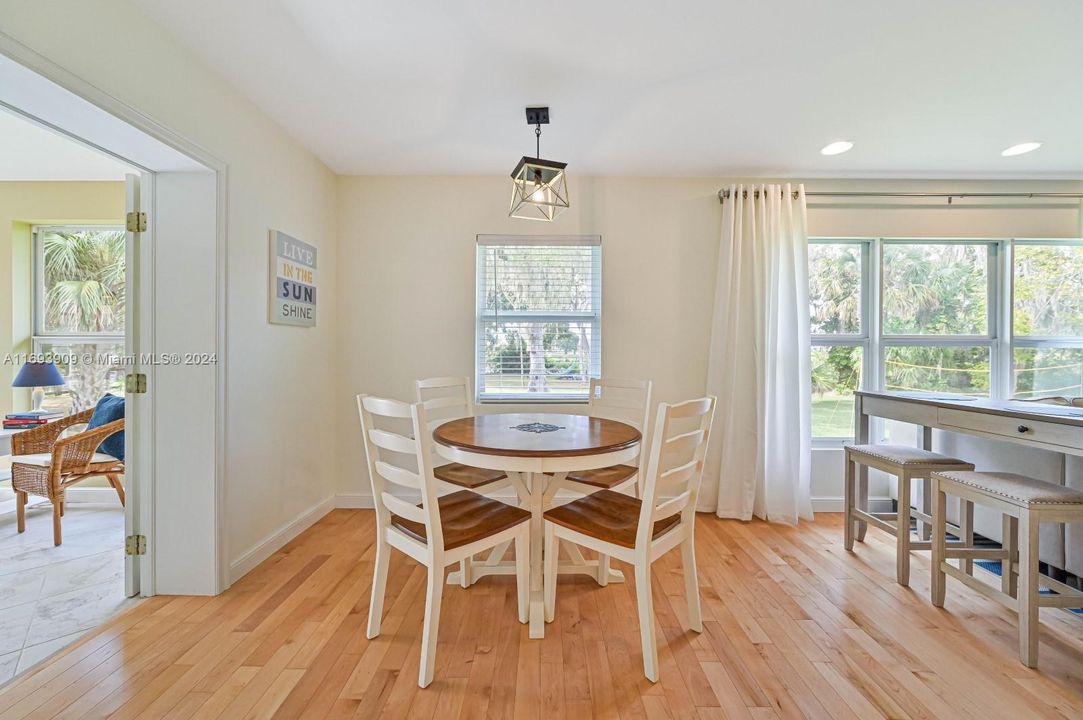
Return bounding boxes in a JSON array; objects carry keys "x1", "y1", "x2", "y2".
[
  {"x1": 820, "y1": 141, "x2": 854, "y2": 156},
  {"x1": 1002, "y1": 142, "x2": 1042, "y2": 157}
]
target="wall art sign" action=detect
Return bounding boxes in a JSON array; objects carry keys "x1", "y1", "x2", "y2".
[{"x1": 269, "y1": 230, "x2": 317, "y2": 327}]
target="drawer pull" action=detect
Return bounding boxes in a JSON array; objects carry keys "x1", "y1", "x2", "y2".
[{"x1": 1017, "y1": 425, "x2": 1030, "y2": 433}]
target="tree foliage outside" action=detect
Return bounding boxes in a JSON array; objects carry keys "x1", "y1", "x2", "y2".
[
  {"x1": 481, "y1": 246, "x2": 597, "y2": 396},
  {"x1": 38, "y1": 228, "x2": 126, "y2": 413},
  {"x1": 809, "y1": 241, "x2": 1083, "y2": 435}
]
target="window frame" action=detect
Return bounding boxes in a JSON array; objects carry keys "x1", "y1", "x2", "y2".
[
  {"x1": 879, "y1": 238, "x2": 1001, "y2": 401},
  {"x1": 811, "y1": 236, "x2": 1083, "y2": 445},
  {"x1": 810, "y1": 239, "x2": 873, "y2": 445},
  {"x1": 1009, "y1": 238, "x2": 1083, "y2": 399},
  {"x1": 474, "y1": 234, "x2": 602, "y2": 404},
  {"x1": 31, "y1": 225, "x2": 127, "y2": 410}
]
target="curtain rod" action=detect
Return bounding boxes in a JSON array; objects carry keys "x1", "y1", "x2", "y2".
[{"x1": 717, "y1": 189, "x2": 1083, "y2": 204}]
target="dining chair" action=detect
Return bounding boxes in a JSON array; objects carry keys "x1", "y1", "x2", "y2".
[
  {"x1": 553, "y1": 377, "x2": 652, "y2": 585},
  {"x1": 417, "y1": 376, "x2": 513, "y2": 587},
  {"x1": 542, "y1": 395, "x2": 717, "y2": 682},
  {"x1": 357, "y1": 394, "x2": 531, "y2": 688}
]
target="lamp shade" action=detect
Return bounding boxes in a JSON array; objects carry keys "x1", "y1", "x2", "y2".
[
  {"x1": 12, "y1": 361, "x2": 65, "y2": 388},
  {"x1": 509, "y1": 156, "x2": 570, "y2": 222}
]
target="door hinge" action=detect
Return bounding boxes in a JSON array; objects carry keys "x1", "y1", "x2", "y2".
[
  {"x1": 125, "y1": 373, "x2": 147, "y2": 394},
  {"x1": 126, "y1": 211, "x2": 147, "y2": 232},
  {"x1": 125, "y1": 534, "x2": 147, "y2": 556}
]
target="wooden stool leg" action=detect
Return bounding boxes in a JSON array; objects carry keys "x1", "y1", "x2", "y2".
[
  {"x1": 59, "y1": 500, "x2": 64, "y2": 517},
  {"x1": 896, "y1": 472, "x2": 911, "y2": 586},
  {"x1": 52, "y1": 501, "x2": 63, "y2": 546},
  {"x1": 919, "y1": 475, "x2": 933, "y2": 541},
  {"x1": 16, "y1": 491, "x2": 26, "y2": 533},
  {"x1": 930, "y1": 476, "x2": 947, "y2": 607},
  {"x1": 960, "y1": 498, "x2": 974, "y2": 576},
  {"x1": 1017, "y1": 510, "x2": 1039, "y2": 668},
  {"x1": 843, "y1": 453, "x2": 855, "y2": 551},
  {"x1": 1001, "y1": 514, "x2": 1018, "y2": 598},
  {"x1": 856, "y1": 464, "x2": 869, "y2": 542}
]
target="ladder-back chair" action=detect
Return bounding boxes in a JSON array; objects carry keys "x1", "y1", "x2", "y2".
[
  {"x1": 358, "y1": 394, "x2": 530, "y2": 688},
  {"x1": 542, "y1": 395, "x2": 716, "y2": 681}
]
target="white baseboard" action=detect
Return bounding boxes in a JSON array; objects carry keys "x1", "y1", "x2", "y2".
[
  {"x1": 812, "y1": 496, "x2": 894, "y2": 513},
  {"x1": 335, "y1": 491, "x2": 374, "y2": 508},
  {"x1": 228, "y1": 495, "x2": 336, "y2": 583}
]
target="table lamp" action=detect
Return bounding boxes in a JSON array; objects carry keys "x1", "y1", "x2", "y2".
[{"x1": 12, "y1": 361, "x2": 65, "y2": 413}]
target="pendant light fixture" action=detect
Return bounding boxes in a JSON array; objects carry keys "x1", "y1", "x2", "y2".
[{"x1": 509, "y1": 106, "x2": 570, "y2": 221}]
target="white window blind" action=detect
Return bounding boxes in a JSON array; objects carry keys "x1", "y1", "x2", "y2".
[{"x1": 476, "y1": 235, "x2": 602, "y2": 402}]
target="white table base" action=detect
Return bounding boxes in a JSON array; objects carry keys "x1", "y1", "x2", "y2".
[{"x1": 443, "y1": 471, "x2": 625, "y2": 639}]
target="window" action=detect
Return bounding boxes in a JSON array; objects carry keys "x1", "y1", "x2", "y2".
[
  {"x1": 1012, "y1": 242, "x2": 1083, "y2": 398},
  {"x1": 32, "y1": 226, "x2": 126, "y2": 414},
  {"x1": 476, "y1": 235, "x2": 601, "y2": 402},
  {"x1": 810, "y1": 237, "x2": 1083, "y2": 440},
  {"x1": 809, "y1": 241, "x2": 867, "y2": 438}
]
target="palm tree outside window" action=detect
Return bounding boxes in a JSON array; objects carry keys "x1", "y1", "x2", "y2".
[{"x1": 31, "y1": 226, "x2": 126, "y2": 414}]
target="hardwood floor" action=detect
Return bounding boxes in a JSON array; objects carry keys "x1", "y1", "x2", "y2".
[{"x1": 1, "y1": 509, "x2": 1081, "y2": 719}]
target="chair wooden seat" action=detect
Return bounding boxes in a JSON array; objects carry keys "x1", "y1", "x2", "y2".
[
  {"x1": 564, "y1": 463, "x2": 638, "y2": 490},
  {"x1": 544, "y1": 490, "x2": 679, "y2": 548},
  {"x1": 391, "y1": 490, "x2": 530, "y2": 550},
  {"x1": 432, "y1": 462, "x2": 506, "y2": 489}
]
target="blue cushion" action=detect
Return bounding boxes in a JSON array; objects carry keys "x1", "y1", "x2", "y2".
[{"x1": 86, "y1": 394, "x2": 125, "y2": 461}]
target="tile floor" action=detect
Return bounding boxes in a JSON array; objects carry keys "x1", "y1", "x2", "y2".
[{"x1": 0, "y1": 499, "x2": 134, "y2": 684}]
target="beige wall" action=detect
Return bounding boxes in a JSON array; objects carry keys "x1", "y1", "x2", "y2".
[
  {"x1": 337, "y1": 175, "x2": 723, "y2": 501},
  {"x1": 336, "y1": 175, "x2": 1083, "y2": 503},
  {"x1": 0, "y1": 181, "x2": 125, "y2": 416},
  {"x1": 2, "y1": 0, "x2": 339, "y2": 586}
]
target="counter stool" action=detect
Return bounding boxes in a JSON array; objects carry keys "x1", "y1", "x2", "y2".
[
  {"x1": 930, "y1": 470, "x2": 1083, "y2": 668},
  {"x1": 844, "y1": 444, "x2": 975, "y2": 586}
]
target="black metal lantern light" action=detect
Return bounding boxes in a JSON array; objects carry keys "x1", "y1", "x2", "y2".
[{"x1": 509, "y1": 106, "x2": 570, "y2": 221}]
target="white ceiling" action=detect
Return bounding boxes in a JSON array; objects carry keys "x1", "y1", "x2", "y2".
[
  {"x1": 136, "y1": 0, "x2": 1083, "y2": 178},
  {"x1": 0, "y1": 109, "x2": 133, "y2": 181}
]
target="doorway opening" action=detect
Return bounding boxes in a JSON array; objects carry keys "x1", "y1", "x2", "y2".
[
  {"x1": 0, "y1": 108, "x2": 137, "y2": 682},
  {"x1": 0, "y1": 38, "x2": 225, "y2": 686}
]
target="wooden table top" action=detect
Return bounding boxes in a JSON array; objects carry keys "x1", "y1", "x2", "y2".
[{"x1": 433, "y1": 413, "x2": 641, "y2": 458}]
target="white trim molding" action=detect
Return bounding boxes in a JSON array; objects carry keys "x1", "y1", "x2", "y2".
[{"x1": 228, "y1": 495, "x2": 335, "y2": 583}]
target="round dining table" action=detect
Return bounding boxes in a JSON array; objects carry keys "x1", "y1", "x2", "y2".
[{"x1": 433, "y1": 412, "x2": 641, "y2": 638}]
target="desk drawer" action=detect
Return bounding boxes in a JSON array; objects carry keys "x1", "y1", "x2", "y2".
[{"x1": 938, "y1": 408, "x2": 1083, "y2": 452}]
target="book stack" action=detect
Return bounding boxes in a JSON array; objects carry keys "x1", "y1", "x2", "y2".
[{"x1": 3, "y1": 412, "x2": 62, "y2": 430}]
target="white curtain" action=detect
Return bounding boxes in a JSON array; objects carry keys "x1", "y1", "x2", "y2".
[{"x1": 701, "y1": 184, "x2": 814, "y2": 524}]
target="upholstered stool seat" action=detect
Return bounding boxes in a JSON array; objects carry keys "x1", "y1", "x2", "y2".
[
  {"x1": 933, "y1": 470, "x2": 1083, "y2": 507},
  {"x1": 929, "y1": 470, "x2": 1083, "y2": 668},
  {"x1": 844, "y1": 443, "x2": 975, "y2": 586},
  {"x1": 845, "y1": 444, "x2": 973, "y2": 468}
]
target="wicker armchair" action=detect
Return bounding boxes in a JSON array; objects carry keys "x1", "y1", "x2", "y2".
[{"x1": 11, "y1": 408, "x2": 125, "y2": 546}]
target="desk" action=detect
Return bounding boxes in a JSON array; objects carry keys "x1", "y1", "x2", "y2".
[
  {"x1": 855, "y1": 391, "x2": 1083, "y2": 457},
  {"x1": 855, "y1": 391, "x2": 1083, "y2": 539}
]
